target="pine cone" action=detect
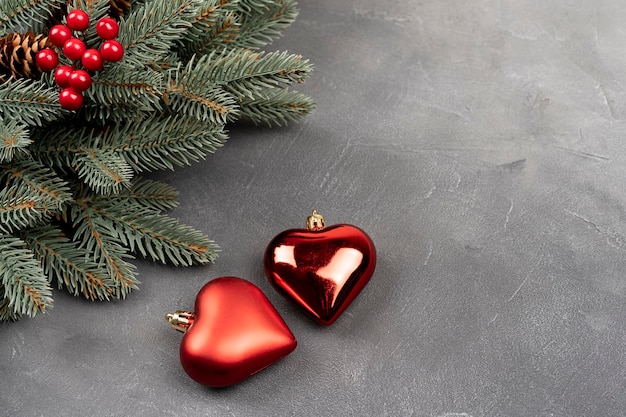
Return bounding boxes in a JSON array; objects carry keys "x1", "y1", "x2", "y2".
[
  {"x1": 109, "y1": 0, "x2": 131, "y2": 18},
  {"x1": 0, "y1": 32, "x2": 52, "y2": 80},
  {"x1": 47, "y1": 1, "x2": 69, "y2": 26}
]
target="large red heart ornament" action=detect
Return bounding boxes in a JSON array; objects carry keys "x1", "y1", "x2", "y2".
[
  {"x1": 264, "y1": 211, "x2": 376, "y2": 325},
  {"x1": 166, "y1": 277, "x2": 297, "y2": 387}
]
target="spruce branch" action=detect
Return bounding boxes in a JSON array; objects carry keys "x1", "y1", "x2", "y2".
[
  {"x1": 0, "y1": 117, "x2": 31, "y2": 163},
  {"x1": 0, "y1": 184, "x2": 43, "y2": 232},
  {"x1": 21, "y1": 224, "x2": 116, "y2": 300},
  {"x1": 0, "y1": 0, "x2": 58, "y2": 36},
  {"x1": 0, "y1": 159, "x2": 72, "y2": 232},
  {"x1": 74, "y1": 149, "x2": 134, "y2": 194},
  {"x1": 107, "y1": 177, "x2": 179, "y2": 212},
  {"x1": 0, "y1": 293, "x2": 21, "y2": 321},
  {"x1": 230, "y1": 0, "x2": 298, "y2": 50},
  {"x1": 87, "y1": 197, "x2": 218, "y2": 265},
  {"x1": 0, "y1": 234, "x2": 52, "y2": 317},
  {"x1": 114, "y1": 117, "x2": 226, "y2": 171},
  {"x1": 0, "y1": 159, "x2": 72, "y2": 210},
  {"x1": 175, "y1": 0, "x2": 238, "y2": 61},
  {"x1": 0, "y1": 185, "x2": 55, "y2": 233},
  {"x1": 166, "y1": 59, "x2": 239, "y2": 124},
  {"x1": 239, "y1": 87, "x2": 315, "y2": 126},
  {"x1": 31, "y1": 115, "x2": 226, "y2": 172},
  {"x1": 0, "y1": 0, "x2": 314, "y2": 321},
  {"x1": 0, "y1": 78, "x2": 62, "y2": 126},
  {"x1": 197, "y1": 48, "x2": 312, "y2": 99},
  {"x1": 70, "y1": 201, "x2": 139, "y2": 298},
  {"x1": 83, "y1": 65, "x2": 164, "y2": 122},
  {"x1": 118, "y1": 0, "x2": 195, "y2": 68}
]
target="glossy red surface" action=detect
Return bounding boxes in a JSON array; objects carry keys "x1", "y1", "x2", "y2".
[
  {"x1": 63, "y1": 37, "x2": 86, "y2": 61},
  {"x1": 179, "y1": 277, "x2": 297, "y2": 388},
  {"x1": 100, "y1": 40, "x2": 124, "y2": 63},
  {"x1": 54, "y1": 65, "x2": 72, "y2": 88},
  {"x1": 69, "y1": 69, "x2": 91, "y2": 91},
  {"x1": 58, "y1": 88, "x2": 83, "y2": 111},
  {"x1": 96, "y1": 17, "x2": 119, "y2": 40},
  {"x1": 81, "y1": 48, "x2": 104, "y2": 71},
  {"x1": 66, "y1": 10, "x2": 89, "y2": 31},
  {"x1": 35, "y1": 48, "x2": 58, "y2": 72},
  {"x1": 48, "y1": 25, "x2": 72, "y2": 48},
  {"x1": 264, "y1": 224, "x2": 376, "y2": 325}
]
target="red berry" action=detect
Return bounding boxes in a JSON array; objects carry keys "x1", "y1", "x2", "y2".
[
  {"x1": 66, "y1": 10, "x2": 89, "y2": 31},
  {"x1": 59, "y1": 88, "x2": 83, "y2": 111},
  {"x1": 48, "y1": 25, "x2": 72, "y2": 47},
  {"x1": 36, "y1": 48, "x2": 59, "y2": 72},
  {"x1": 63, "y1": 38, "x2": 86, "y2": 61},
  {"x1": 54, "y1": 65, "x2": 72, "y2": 87},
  {"x1": 100, "y1": 40, "x2": 124, "y2": 63},
  {"x1": 69, "y1": 70, "x2": 92, "y2": 91},
  {"x1": 96, "y1": 17, "x2": 119, "y2": 40},
  {"x1": 81, "y1": 49, "x2": 103, "y2": 71}
]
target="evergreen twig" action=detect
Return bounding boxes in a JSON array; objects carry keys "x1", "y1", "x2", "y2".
[
  {"x1": 189, "y1": 48, "x2": 312, "y2": 99},
  {"x1": 239, "y1": 87, "x2": 315, "y2": 126},
  {"x1": 0, "y1": 0, "x2": 59, "y2": 36},
  {"x1": 108, "y1": 177, "x2": 179, "y2": 212},
  {"x1": 0, "y1": 118, "x2": 31, "y2": 163},
  {"x1": 231, "y1": 0, "x2": 298, "y2": 50},
  {"x1": 89, "y1": 197, "x2": 218, "y2": 265},
  {"x1": 0, "y1": 234, "x2": 52, "y2": 317},
  {"x1": 176, "y1": 0, "x2": 238, "y2": 61},
  {"x1": 22, "y1": 224, "x2": 116, "y2": 300},
  {"x1": 70, "y1": 201, "x2": 139, "y2": 298},
  {"x1": 0, "y1": 78, "x2": 62, "y2": 126},
  {"x1": 31, "y1": 115, "x2": 226, "y2": 172},
  {"x1": 0, "y1": 0, "x2": 314, "y2": 321},
  {"x1": 118, "y1": 0, "x2": 195, "y2": 67}
]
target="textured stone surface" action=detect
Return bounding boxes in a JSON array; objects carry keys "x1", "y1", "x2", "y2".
[{"x1": 2, "y1": 1, "x2": 626, "y2": 416}]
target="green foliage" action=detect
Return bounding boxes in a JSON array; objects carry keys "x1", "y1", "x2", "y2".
[
  {"x1": 0, "y1": 158, "x2": 71, "y2": 233},
  {"x1": 175, "y1": 0, "x2": 238, "y2": 61},
  {"x1": 0, "y1": 234, "x2": 52, "y2": 318},
  {"x1": 22, "y1": 224, "x2": 115, "y2": 300},
  {"x1": 0, "y1": 0, "x2": 58, "y2": 36},
  {"x1": 189, "y1": 49, "x2": 312, "y2": 98},
  {"x1": 0, "y1": 118, "x2": 31, "y2": 163},
  {"x1": 231, "y1": 0, "x2": 299, "y2": 50},
  {"x1": 118, "y1": 0, "x2": 195, "y2": 68},
  {"x1": 239, "y1": 87, "x2": 315, "y2": 126},
  {"x1": 166, "y1": 61, "x2": 239, "y2": 124},
  {"x1": 0, "y1": 159, "x2": 72, "y2": 212},
  {"x1": 111, "y1": 177, "x2": 179, "y2": 212},
  {"x1": 70, "y1": 200, "x2": 140, "y2": 298},
  {"x1": 0, "y1": 0, "x2": 314, "y2": 321},
  {"x1": 84, "y1": 66, "x2": 164, "y2": 122},
  {"x1": 88, "y1": 197, "x2": 219, "y2": 266},
  {"x1": 31, "y1": 115, "x2": 226, "y2": 172},
  {"x1": 0, "y1": 78, "x2": 63, "y2": 126},
  {"x1": 74, "y1": 150, "x2": 134, "y2": 194}
]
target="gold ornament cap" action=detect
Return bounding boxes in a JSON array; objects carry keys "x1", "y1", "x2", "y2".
[
  {"x1": 165, "y1": 310, "x2": 195, "y2": 333},
  {"x1": 306, "y1": 209, "x2": 326, "y2": 231}
]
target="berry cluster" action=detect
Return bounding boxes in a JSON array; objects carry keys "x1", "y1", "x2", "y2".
[{"x1": 36, "y1": 10, "x2": 125, "y2": 111}]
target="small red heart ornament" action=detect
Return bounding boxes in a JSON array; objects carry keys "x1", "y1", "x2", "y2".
[
  {"x1": 166, "y1": 277, "x2": 297, "y2": 387},
  {"x1": 264, "y1": 210, "x2": 376, "y2": 325}
]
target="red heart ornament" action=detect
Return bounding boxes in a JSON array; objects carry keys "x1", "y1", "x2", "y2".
[
  {"x1": 166, "y1": 277, "x2": 297, "y2": 387},
  {"x1": 264, "y1": 211, "x2": 376, "y2": 325}
]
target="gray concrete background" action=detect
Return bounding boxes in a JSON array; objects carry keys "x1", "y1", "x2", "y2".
[{"x1": 2, "y1": 0, "x2": 626, "y2": 416}]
